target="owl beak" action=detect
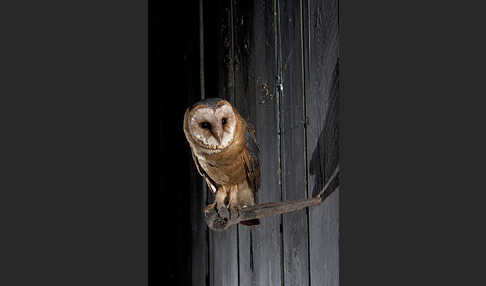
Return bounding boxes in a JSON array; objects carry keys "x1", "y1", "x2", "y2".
[{"x1": 212, "y1": 127, "x2": 223, "y2": 145}]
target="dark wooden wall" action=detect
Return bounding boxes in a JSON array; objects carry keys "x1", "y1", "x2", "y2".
[{"x1": 177, "y1": 0, "x2": 339, "y2": 285}]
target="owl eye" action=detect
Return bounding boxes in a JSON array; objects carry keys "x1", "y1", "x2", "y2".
[
  {"x1": 200, "y1": 122, "x2": 211, "y2": 129},
  {"x1": 221, "y1": 118, "x2": 227, "y2": 125}
]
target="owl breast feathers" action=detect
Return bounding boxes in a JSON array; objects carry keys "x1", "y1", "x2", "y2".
[{"x1": 183, "y1": 98, "x2": 260, "y2": 226}]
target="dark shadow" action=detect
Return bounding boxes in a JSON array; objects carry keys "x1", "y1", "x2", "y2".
[
  {"x1": 148, "y1": 0, "x2": 201, "y2": 285},
  {"x1": 310, "y1": 60, "x2": 340, "y2": 198}
]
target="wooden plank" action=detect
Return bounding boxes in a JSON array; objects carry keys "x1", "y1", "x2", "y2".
[
  {"x1": 277, "y1": 0, "x2": 310, "y2": 284},
  {"x1": 247, "y1": 0, "x2": 282, "y2": 285},
  {"x1": 204, "y1": 1, "x2": 239, "y2": 286},
  {"x1": 233, "y1": 0, "x2": 282, "y2": 285},
  {"x1": 188, "y1": 1, "x2": 209, "y2": 285},
  {"x1": 231, "y1": 0, "x2": 254, "y2": 285},
  {"x1": 303, "y1": 0, "x2": 340, "y2": 285},
  {"x1": 232, "y1": 0, "x2": 253, "y2": 120},
  {"x1": 189, "y1": 156, "x2": 209, "y2": 286},
  {"x1": 209, "y1": 229, "x2": 239, "y2": 286}
]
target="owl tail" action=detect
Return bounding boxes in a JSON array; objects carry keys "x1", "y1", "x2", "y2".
[{"x1": 240, "y1": 219, "x2": 260, "y2": 226}]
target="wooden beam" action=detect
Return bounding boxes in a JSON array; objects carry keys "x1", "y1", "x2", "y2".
[{"x1": 205, "y1": 165, "x2": 339, "y2": 231}]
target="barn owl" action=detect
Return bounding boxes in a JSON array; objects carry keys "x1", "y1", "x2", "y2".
[{"x1": 183, "y1": 98, "x2": 260, "y2": 226}]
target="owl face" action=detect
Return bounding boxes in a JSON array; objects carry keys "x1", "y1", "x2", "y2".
[{"x1": 186, "y1": 99, "x2": 237, "y2": 151}]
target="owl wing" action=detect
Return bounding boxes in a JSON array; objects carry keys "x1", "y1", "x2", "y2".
[
  {"x1": 242, "y1": 124, "x2": 261, "y2": 192},
  {"x1": 191, "y1": 151, "x2": 218, "y2": 193}
]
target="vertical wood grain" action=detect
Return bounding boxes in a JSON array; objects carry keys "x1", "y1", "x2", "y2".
[
  {"x1": 249, "y1": 0, "x2": 282, "y2": 283},
  {"x1": 303, "y1": 0, "x2": 340, "y2": 285},
  {"x1": 278, "y1": 0, "x2": 310, "y2": 285},
  {"x1": 181, "y1": 0, "x2": 209, "y2": 284},
  {"x1": 190, "y1": 1, "x2": 210, "y2": 285},
  {"x1": 189, "y1": 158, "x2": 209, "y2": 286},
  {"x1": 204, "y1": 1, "x2": 239, "y2": 286},
  {"x1": 232, "y1": 1, "x2": 282, "y2": 285},
  {"x1": 197, "y1": 0, "x2": 340, "y2": 285},
  {"x1": 209, "y1": 228, "x2": 239, "y2": 286},
  {"x1": 232, "y1": 0, "x2": 254, "y2": 285}
]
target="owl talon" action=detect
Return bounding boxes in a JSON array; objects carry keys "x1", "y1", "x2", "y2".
[
  {"x1": 216, "y1": 206, "x2": 230, "y2": 220},
  {"x1": 229, "y1": 207, "x2": 239, "y2": 220},
  {"x1": 213, "y1": 217, "x2": 228, "y2": 229},
  {"x1": 205, "y1": 207, "x2": 227, "y2": 230}
]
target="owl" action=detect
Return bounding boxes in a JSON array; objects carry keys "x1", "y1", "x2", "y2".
[{"x1": 183, "y1": 98, "x2": 260, "y2": 226}]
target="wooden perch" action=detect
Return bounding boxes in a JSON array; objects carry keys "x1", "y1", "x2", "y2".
[{"x1": 205, "y1": 165, "x2": 340, "y2": 231}]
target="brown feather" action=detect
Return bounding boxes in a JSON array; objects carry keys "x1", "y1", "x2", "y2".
[{"x1": 184, "y1": 99, "x2": 261, "y2": 227}]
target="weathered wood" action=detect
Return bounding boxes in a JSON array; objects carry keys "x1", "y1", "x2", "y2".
[
  {"x1": 195, "y1": 0, "x2": 339, "y2": 285},
  {"x1": 206, "y1": 199, "x2": 318, "y2": 230},
  {"x1": 231, "y1": 0, "x2": 255, "y2": 284},
  {"x1": 204, "y1": 1, "x2": 239, "y2": 286},
  {"x1": 277, "y1": 0, "x2": 310, "y2": 284},
  {"x1": 303, "y1": 0, "x2": 340, "y2": 284},
  {"x1": 205, "y1": 166, "x2": 339, "y2": 231},
  {"x1": 189, "y1": 156, "x2": 209, "y2": 286},
  {"x1": 250, "y1": 0, "x2": 283, "y2": 283},
  {"x1": 233, "y1": 0, "x2": 253, "y2": 120},
  {"x1": 188, "y1": 1, "x2": 210, "y2": 284},
  {"x1": 209, "y1": 230, "x2": 239, "y2": 286},
  {"x1": 236, "y1": 0, "x2": 284, "y2": 285}
]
